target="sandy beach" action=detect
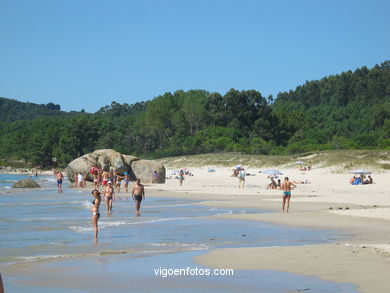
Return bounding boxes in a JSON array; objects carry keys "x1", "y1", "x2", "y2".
[
  {"x1": 143, "y1": 165, "x2": 390, "y2": 293},
  {"x1": 1, "y1": 164, "x2": 390, "y2": 292}
]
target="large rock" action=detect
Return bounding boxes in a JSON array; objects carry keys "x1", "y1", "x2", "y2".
[
  {"x1": 131, "y1": 160, "x2": 166, "y2": 184},
  {"x1": 13, "y1": 178, "x2": 41, "y2": 188},
  {"x1": 65, "y1": 149, "x2": 165, "y2": 183}
]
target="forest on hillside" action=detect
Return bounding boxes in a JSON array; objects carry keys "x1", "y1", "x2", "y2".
[
  {"x1": 0, "y1": 97, "x2": 80, "y2": 122},
  {"x1": 0, "y1": 61, "x2": 389, "y2": 168}
]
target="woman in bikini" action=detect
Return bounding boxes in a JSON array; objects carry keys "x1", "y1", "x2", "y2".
[
  {"x1": 91, "y1": 189, "x2": 101, "y2": 242},
  {"x1": 104, "y1": 181, "x2": 115, "y2": 213},
  {"x1": 101, "y1": 171, "x2": 109, "y2": 187},
  {"x1": 93, "y1": 171, "x2": 99, "y2": 189}
]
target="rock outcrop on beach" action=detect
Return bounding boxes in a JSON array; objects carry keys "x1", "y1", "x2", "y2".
[
  {"x1": 13, "y1": 178, "x2": 41, "y2": 188},
  {"x1": 65, "y1": 149, "x2": 165, "y2": 183}
]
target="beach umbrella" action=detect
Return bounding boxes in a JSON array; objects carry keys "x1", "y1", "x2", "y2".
[
  {"x1": 208, "y1": 169, "x2": 216, "y2": 173},
  {"x1": 349, "y1": 169, "x2": 371, "y2": 175},
  {"x1": 296, "y1": 161, "x2": 304, "y2": 164},
  {"x1": 263, "y1": 169, "x2": 283, "y2": 175},
  {"x1": 234, "y1": 165, "x2": 242, "y2": 170}
]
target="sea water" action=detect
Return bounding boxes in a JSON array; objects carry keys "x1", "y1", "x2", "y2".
[{"x1": 0, "y1": 174, "x2": 357, "y2": 292}]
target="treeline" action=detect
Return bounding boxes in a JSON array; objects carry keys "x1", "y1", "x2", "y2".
[
  {"x1": 0, "y1": 61, "x2": 389, "y2": 168},
  {"x1": 0, "y1": 97, "x2": 77, "y2": 122}
]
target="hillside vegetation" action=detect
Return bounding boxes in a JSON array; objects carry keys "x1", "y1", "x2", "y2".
[
  {"x1": 0, "y1": 97, "x2": 72, "y2": 122},
  {"x1": 0, "y1": 61, "x2": 389, "y2": 168}
]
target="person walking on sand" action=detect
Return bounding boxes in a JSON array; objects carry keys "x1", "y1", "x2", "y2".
[
  {"x1": 132, "y1": 179, "x2": 145, "y2": 215},
  {"x1": 238, "y1": 168, "x2": 245, "y2": 189},
  {"x1": 178, "y1": 170, "x2": 184, "y2": 186},
  {"x1": 104, "y1": 181, "x2": 115, "y2": 213},
  {"x1": 91, "y1": 189, "x2": 101, "y2": 242},
  {"x1": 281, "y1": 177, "x2": 296, "y2": 213},
  {"x1": 56, "y1": 170, "x2": 64, "y2": 189}
]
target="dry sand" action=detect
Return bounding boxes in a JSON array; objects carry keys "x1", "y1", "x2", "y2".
[{"x1": 145, "y1": 165, "x2": 390, "y2": 293}]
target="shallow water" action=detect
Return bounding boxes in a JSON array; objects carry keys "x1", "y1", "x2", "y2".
[{"x1": 0, "y1": 174, "x2": 358, "y2": 292}]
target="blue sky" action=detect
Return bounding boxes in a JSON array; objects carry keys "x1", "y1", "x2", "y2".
[{"x1": 1, "y1": 0, "x2": 389, "y2": 112}]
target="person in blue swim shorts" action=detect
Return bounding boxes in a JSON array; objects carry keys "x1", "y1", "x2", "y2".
[{"x1": 281, "y1": 177, "x2": 296, "y2": 213}]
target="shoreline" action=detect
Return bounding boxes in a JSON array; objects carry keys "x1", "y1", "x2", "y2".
[
  {"x1": 143, "y1": 172, "x2": 390, "y2": 293},
  {"x1": 2, "y1": 168, "x2": 390, "y2": 292}
]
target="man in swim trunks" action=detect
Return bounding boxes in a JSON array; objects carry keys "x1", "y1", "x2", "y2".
[
  {"x1": 281, "y1": 177, "x2": 296, "y2": 213},
  {"x1": 132, "y1": 179, "x2": 145, "y2": 215},
  {"x1": 56, "y1": 171, "x2": 64, "y2": 189}
]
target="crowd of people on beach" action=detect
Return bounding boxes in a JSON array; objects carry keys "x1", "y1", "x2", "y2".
[{"x1": 54, "y1": 167, "x2": 149, "y2": 243}]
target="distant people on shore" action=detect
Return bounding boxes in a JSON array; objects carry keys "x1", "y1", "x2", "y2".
[
  {"x1": 281, "y1": 177, "x2": 296, "y2": 213},
  {"x1": 293, "y1": 179, "x2": 310, "y2": 184},
  {"x1": 266, "y1": 177, "x2": 277, "y2": 189},
  {"x1": 132, "y1": 179, "x2": 145, "y2": 216},
  {"x1": 350, "y1": 175, "x2": 373, "y2": 185},
  {"x1": 231, "y1": 169, "x2": 239, "y2": 177},
  {"x1": 91, "y1": 189, "x2": 101, "y2": 242},
  {"x1": 152, "y1": 170, "x2": 158, "y2": 183},
  {"x1": 276, "y1": 179, "x2": 281, "y2": 189},
  {"x1": 178, "y1": 170, "x2": 185, "y2": 186},
  {"x1": 238, "y1": 168, "x2": 245, "y2": 189}
]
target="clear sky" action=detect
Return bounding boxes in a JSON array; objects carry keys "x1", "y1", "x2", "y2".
[{"x1": 1, "y1": 0, "x2": 389, "y2": 112}]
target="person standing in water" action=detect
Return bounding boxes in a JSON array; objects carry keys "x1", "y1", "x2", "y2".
[
  {"x1": 91, "y1": 189, "x2": 101, "y2": 242},
  {"x1": 124, "y1": 172, "x2": 130, "y2": 193},
  {"x1": 93, "y1": 171, "x2": 99, "y2": 189},
  {"x1": 104, "y1": 181, "x2": 115, "y2": 213},
  {"x1": 132, "y1": 179, "x2": 145, "y2": 215},
  {"x1": 77, "y1": 172, "x2": 84, "y2": 188},
  {"x1": 56, "y1": 171, "x2": 64, "y2": 189},
  {"x1": 281, "y1": 177, "x2": 296, "y2": 213}
]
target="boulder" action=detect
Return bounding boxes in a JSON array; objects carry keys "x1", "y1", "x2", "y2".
[
  {"x1": 131, "y1": 160, "x2": 165, "y2": 183},
  {"x1": 13, "y1": 178, "x2": 41, "y2": 188},
  {"x1": 65, "y1": 149, "x2": 165, "y2": 183}
]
